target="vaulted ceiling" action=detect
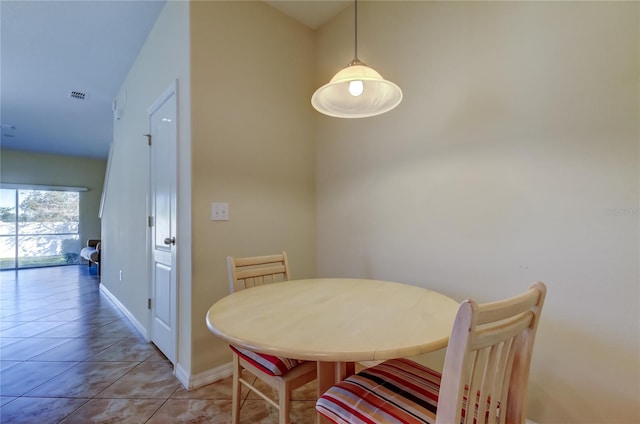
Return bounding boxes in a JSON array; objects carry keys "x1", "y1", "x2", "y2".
[
  {"x1": 1, "y1": 0, "x2": 166, "y2": 158},
  {"x1": 0, "y1": 1, "x2": 349, "y2": 159}
]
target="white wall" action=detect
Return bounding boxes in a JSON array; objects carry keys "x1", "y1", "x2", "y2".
[
  {"x1": 102, "y1": 0, "x2": 191, "y2": 373},
  {"x1": 315, "y1": 2, "x2": 639, "y2": 423}
]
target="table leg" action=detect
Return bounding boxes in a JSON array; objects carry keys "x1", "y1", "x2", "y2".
[
  {"x1": 317, "y1": 362, "x2": 335, "y2": 424},
  {"x1": 345, "y1": 361, "x2": 355, "y2": 378},
  {"x1": 316, "y1": 361, "x2": 357, "y2": 424},
  {"x1": 333, "y1": 361, "x2": 356, "y2": 381}
]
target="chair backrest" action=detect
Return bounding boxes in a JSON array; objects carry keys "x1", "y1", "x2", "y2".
[
  {"x1": 227, "y1": 252, "x2": 290, "y2": 293},
  {"x1": 436, "y1": 282, "x2": 546, "y2": 424}
]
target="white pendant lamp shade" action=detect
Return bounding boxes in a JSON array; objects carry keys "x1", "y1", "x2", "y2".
[
  {"x1": 311, "y1": 0, "x2": 402, "y2": 119},
  {"x1": 312, "y1": 59, "x2": 403, "y2": 118}
]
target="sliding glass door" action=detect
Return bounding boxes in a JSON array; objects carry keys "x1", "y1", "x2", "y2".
[
  {"x1": 0, "y1": 189, "x2": 17, "y2": 269},
  {"x1": 0, "y1": 188, "x2": 80, "y2": 270}
]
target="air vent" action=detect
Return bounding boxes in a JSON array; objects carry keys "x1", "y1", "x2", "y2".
[{"x1": 68, "y1": 90, "x2": 89, "y2": 100}]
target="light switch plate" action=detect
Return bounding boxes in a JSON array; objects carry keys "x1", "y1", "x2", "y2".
[{"x1": 211, "y1": 202, "x2": 229, "y2": 221}]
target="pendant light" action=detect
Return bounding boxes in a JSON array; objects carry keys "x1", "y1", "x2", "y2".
[{"x1": 311, "y1": 0, "x2": 402, "y2": 119}]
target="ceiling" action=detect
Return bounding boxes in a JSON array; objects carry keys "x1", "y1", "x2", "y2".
[
  {"x1": 265, "y1": 1, "x2": 349, "y2": 30},
  {"x1": 0, "y1": 0, "x2": 349, "y2": 160}
]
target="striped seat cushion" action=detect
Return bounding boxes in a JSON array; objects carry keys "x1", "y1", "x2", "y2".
[
  {"x1": 317, "y1": 358, "x2": 494, "y2": 424},
  {"x1": 316, "y1": 358, "x2": 440, "y2": 424},
  {"x1": 230, "y1": 345, "x2": 305, "y2": 377}
]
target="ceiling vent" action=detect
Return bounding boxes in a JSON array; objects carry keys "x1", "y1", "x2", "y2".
[{"x1": 68, "y1": 90, "x2": 89, "y2": 100}]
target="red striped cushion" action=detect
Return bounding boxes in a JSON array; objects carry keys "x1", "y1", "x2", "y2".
[
  {"x1": 230, "y1": 345, "x2": 305, "y2": 377},
  {"x1": 317, "y1": 358, "x2": 495, "y2": 424},
  {"x1": 316, "y1": 358, "x2": 440, "y2": 424}
]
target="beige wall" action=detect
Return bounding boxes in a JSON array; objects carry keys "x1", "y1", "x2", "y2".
[
  {"x1": 102, "y1": 0, "x2": 316, "y2": 381},
  {"x1": 0, "y1": 149, "x2": 106, "y2": 250},
  {"x1": 315, "y1": 2, "x2": 639, "y2": 423},
  {"x1": 190, "y1": 0, "x2": 316, "y2": 374}
]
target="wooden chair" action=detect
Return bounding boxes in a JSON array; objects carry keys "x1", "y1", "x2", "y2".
[
  {"x1": 316, "y1": 282, "x2": 547, "y2": 424},
  {"x1": 226, "y1": 252, "x2": 317, "y2": 424}
]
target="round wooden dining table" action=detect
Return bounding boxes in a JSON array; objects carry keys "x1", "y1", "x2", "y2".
[{"x1": 206, "y1": 278, "x2": 459, "y2": 423}]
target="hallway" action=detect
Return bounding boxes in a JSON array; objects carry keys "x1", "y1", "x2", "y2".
[{"x1": 0, "y1": 265, "x2": 317, "y2": 423}]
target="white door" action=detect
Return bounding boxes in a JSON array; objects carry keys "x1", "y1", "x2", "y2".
[{"x1": 148, "y1": 82, "x2": 177, "y2": 363}]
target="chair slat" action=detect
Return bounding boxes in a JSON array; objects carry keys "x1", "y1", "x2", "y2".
[
  {"x1": 476, "y1": 343, "x2": 500, "y2": 423},
  {"x1": 233, "y1": 254, "x2": 288, "y2": 267},
  {"x1": 236, "y1": 264, "x2": 287, "y2": 280},
  {"x1": 491, "y1": 339, "x2": 511, "y2": 424},
  {"x1": 472, "y1": 311, "x2": 534, "y2": 350},
  {"x1": 465, "y1": 349, "x2": 483, "y2": 424},
  {"x1": 477, "y1": 285, "x2": 542, "y2": 325}
]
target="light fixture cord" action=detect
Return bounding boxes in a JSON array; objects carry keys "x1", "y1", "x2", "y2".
[{"x1": 354, "y1": 0, "x2": 358, "y2": 60}]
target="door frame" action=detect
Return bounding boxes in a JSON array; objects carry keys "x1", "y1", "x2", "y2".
[{"x1": 147, "y1": 80, "x2": 179, "y2": 364}]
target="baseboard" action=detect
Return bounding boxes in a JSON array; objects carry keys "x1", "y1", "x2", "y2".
[
  {"x1": 175, "y1": 361, "x2": 233, "y2": 390},
  {"x1": 99, "y1": 283, "x2": 232, "y2": 390},
  {"x1": 174, "y1": 362, "x2": 191, "y2": 389},
  {"x1": 526, "y1": 420, "x2": 538, "y2": 424},
  {"x1": 99, "y1": 283, "x2": 149, "y2": 341}
]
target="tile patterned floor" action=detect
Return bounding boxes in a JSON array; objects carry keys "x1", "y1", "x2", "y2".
[{"x1": 0, "y1": 265, "x2": 318, "y2": 423}]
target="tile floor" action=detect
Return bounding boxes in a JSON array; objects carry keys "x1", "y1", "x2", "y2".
[{"x1": 0, "y1": 265, "x2": 318, "y2": 423}]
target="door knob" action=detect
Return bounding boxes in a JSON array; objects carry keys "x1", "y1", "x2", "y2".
[{"x1": 163, "y1": 237, "x2": 176, "y2": 245}]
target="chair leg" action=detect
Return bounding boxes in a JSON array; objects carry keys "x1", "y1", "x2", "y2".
[
  {"x1": 232, "y1": 354, "x2": 242, "y2": 424},
  {"x1": 278, "y1": 383, "x2": 290, "y2": 424}
]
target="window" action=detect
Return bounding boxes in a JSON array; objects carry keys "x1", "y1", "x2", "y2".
[{"x1": 0, "y1": 188, "x2": 81, "y2": 269}]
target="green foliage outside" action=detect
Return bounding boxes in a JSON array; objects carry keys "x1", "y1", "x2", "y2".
[
  {"x1": 1, "y1": 190, "x2": 79, "y2": 223},
  {"x1": 0, "y1": 206, "x2": 14, "y2": 222}
]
